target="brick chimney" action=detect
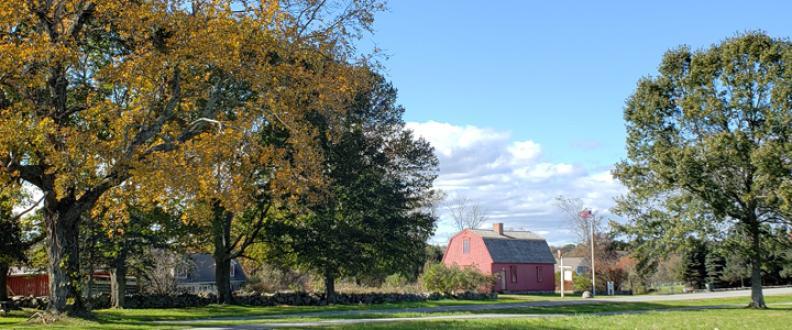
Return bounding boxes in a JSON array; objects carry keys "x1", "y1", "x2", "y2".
[{"x1": 493, "y1": 223, "x2": 503, "y2": 235}]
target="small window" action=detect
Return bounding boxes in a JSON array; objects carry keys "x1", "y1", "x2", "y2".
[
  {"x1": 510, "y1": 266, "x2": 517, "y2": 283},
  {"x1": 536, "y1": 266, "x2": 543, "y2": 282},
  {"x1": 462, "y1": 239, "x2": 470, "y2": 254},
  {"x1": 230, "y1": 263, "x2": 236, "y2": 278}
]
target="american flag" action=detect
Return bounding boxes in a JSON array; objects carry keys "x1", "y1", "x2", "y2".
[{"x1": 579, "y1": 209, "x2": 593, "y2": 220}]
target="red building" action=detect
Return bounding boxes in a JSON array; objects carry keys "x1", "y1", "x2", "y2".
[
  {"x1": 6, "y1": 269, "x2": 113, "y2": 297},
  {"x1": 6, "y1": 273, "x2": 49, "y2": 297},
  {"x1": 443, "y1": 223, "x2": 556, "y2": 293}
]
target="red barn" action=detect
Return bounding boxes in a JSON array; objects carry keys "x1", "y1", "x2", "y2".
[
  {"x1": 6, "y1": 270, "x2": 49, "y2": 297},
  {"x1": 442, "y1": 223, "x2": 556, "y2": 293}
]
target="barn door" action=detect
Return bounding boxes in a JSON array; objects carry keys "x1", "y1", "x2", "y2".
[{"x1": 500, "y1": 269, "x2": 506, "y2": 291}]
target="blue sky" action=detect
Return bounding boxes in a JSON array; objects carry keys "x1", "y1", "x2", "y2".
[{"x1": 359, "y1": 0, "x2": 792, "y2": 245}]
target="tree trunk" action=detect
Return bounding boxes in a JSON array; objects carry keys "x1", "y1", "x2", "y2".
[
  {"x1": 43, "y1": 199, "x2": 87, "y2": 315},
  {"x1": 64, "y1": 215, "x2": 86, "y2": 313},
  {"x1": 214, "y1": 256, "x2": 232, "y2": 304},
  {"x1": 324, "y1": 270, "x2": 335, "y2": 304},
  {"x1": 212, "y1": 200, "x2": 234, "y2": 304},
  {"x1": 748, "y1": 221, "x2": 766, "y2": 308},
  {"x1": 0, "y1": 262, "x2": 9, "y2": 301},
  {"x1": 110, "y1": 248, "x2": 128, "y2": 309},
  {"x1": 44, "y1": 204, "x2": 70, "y2": 314}
]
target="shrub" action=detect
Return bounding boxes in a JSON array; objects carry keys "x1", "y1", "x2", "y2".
[
  {"x1": 243, "y1": 265, "x2": 314, "y2": 293},
  {"x1": 421, "y1": 263, "x2": 493, "y2": 294},
  {"x1": 383, "y1": 273, "x2": 409, "y2": 288},
  {"x1": 573, "y1": 274, "x2": 592, "y2": 292}
]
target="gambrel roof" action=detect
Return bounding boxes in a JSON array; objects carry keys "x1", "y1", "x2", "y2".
[{"x1": 470, "y1": 229, "x2": 556, "y2": 264}]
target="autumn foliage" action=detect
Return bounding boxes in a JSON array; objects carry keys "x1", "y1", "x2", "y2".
[{"x1": 0, "y1": 0, "x2": 429, "y2": 314}]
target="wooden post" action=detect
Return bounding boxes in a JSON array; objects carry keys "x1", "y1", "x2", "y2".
[{"x1": 558, "y1": 250, "x2": 564, "y2": 298}]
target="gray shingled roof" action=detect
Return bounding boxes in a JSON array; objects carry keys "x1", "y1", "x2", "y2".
[
  {"x1": 470, "y1": 229, "x2": 545, "y2": 240},
  {"x1": 179, "y1": 253, "x2": 247, "y2": 283},
  {"x1": 472, "y1": 229, "x2": 555, "y2": 264}
]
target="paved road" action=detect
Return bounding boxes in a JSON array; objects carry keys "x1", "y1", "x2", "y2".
[
  {"x1": 594, "y1": 286, "x2": 792, "y2": 302},
  {"x1": 178, "y1": 287, "x2": 792, "y2": 329}
]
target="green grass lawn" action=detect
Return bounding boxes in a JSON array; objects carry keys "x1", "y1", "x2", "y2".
[
  {"x1": 0, "y1": 296, "x2": 530, "y2": 329},
  {"x1": 92, "y1": 295, "x2": 551, "y2": 321},
  {"x1": 1, "y1": 294, "x2": 790, "y2": 329},
  {"x1": 328, "y1": 307, "x2": 792, "y2": 330}
]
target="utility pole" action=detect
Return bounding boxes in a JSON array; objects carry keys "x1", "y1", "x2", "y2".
[
  {"x1": 590, "y1": 216, "x2": 596, "y2": 297},
  {"x1": 579, "y1": 208, "x2": 595, "y2": 298}
]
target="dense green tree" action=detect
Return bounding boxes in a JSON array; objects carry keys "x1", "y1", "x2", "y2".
[
  {"x1": 0, "y1": 193, "x2": 26, "y2": 301},
  {"x1": 614, "y1": 32, "x2": 792, "y2": 308},
  {"x1": 88, "y1": 191, "x2": 191, "y2": 309},
  {"x1": 721, "y1": 252, "x2": 751, "y2": 287},
  {"x1": 426, "y1": 245, "x2": 446, "y2": 264},
  {"x1": 267, "y1": 73, "x2": 439, "y2": 302},
  {"x1": 704, "y1": 248, "x2": 725, "y2": 288},
  {"x1": 679, "y1": 239, "x2": 708, "y2": 289},
  {"x1": 0, "y1": 186, "x2": 42, "y2": 301},
  {"x1": 761, "y1": 226, "x2": 792, "y2": 284}
]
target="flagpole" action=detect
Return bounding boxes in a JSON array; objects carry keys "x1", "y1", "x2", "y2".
[
  {"x1": 590, "y1": 212, "x2": 596, "y2": 297},
  {"x1": 558, "y1": 250, "x2": 564, "y2": 298}
]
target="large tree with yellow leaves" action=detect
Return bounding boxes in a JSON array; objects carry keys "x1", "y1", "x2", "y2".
[{"x1": 0, "y1": 0, "x2": 380, "y2": 314}]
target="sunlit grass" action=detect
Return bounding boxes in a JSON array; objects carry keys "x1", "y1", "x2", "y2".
[{"x1": 2, "y1": 294, "x2": 790, "y2": 329}]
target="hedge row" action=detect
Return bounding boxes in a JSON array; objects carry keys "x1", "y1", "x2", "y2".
[{"x1": 83, "y1": 291, "x2": 496, "y2": 309}]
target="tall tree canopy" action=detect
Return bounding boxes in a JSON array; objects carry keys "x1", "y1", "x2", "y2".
[
  {"x1": 0, "y1": 0, "x2": 379, "y2": 314},
  {"x1": 267, "y1": 72, "x2": 439, "y2": 301},
  {"x1": 614, "y1": 32, "x2": 792, "y2": 308}
]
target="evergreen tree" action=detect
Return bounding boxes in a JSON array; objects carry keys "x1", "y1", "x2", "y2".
[
  {"x1": 267, "y1": 72, "x2": 439, "y2": 302},
  {"x1": 704, "y1": 248, "x2": 725, "y2": 288}
]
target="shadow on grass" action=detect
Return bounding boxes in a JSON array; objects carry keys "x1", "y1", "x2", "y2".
[{"x1": 4, "y1": 296, "x2": 791, "y2": 329}]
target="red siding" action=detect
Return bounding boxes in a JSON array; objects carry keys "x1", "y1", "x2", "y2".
[
  {"x1": 442, "y1": 229, "x2": 556, "y2": 293},
  {"x1": 491, "y1": 263, "x2": 555, "y2": 292},
  {"x1": 7, "y1": 274, "x2": 49, "y2": 297},
  {"x1": 442, "y1": 229, "x2": 493, "y2": 274}
]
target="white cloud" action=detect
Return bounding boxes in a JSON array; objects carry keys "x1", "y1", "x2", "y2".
[
  {"x1": 507, "y1": 140, "x2": 542, "y2": 162},
  {"x1": 409, "y1": 121, "x2": 626, "y2": 246},
  {"x1": 406, "y1": 121, "x2": 508, "y2": 158},
  {"x1": 513, "y1": 162, "x2": 574, "y2": 181}
]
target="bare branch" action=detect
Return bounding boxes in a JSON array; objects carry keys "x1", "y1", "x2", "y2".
[
  {"x1": 229, "y1": 201, "x2": 272, "y2": 259},
  {"x1": 448, "y1": 195, "x2": 488, "y2": 231},
  {"x1": 126, "y1": 68, "x2": 181, "y2": 157},
  {"x1": 11, "y1": 195, "x2": 44, "y2": 221},
  {"x1": 68, "y1": 1, "x2": 95, "y2": 41}
]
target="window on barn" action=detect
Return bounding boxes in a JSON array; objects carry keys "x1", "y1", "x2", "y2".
[
  {"x1": 510, "y1": 266, "x2": 517, "y2": 283},
  {"x1": 463, "y1": 239, "x2": 470, "y2": 254},
  {"x1": 536, "y1": 266, "x2": 543, "y2": 282}
]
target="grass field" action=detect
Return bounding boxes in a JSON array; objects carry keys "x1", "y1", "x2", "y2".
[
  {"x1": 0, "y1": 294, "x2": 789, "y2": 329},
  {"x1": 329, "y1": 307, "x2": 792, "y2": 330}
]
